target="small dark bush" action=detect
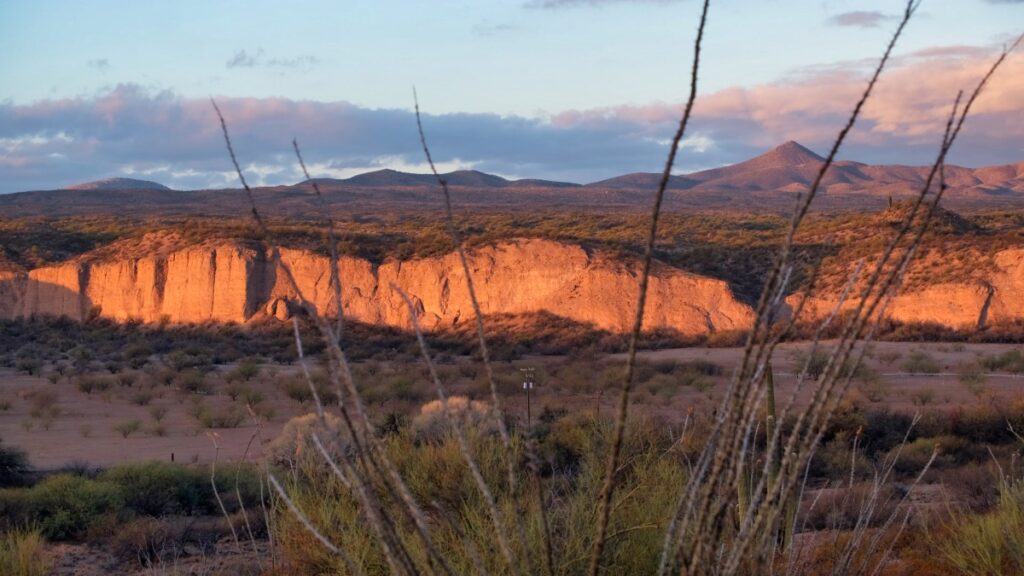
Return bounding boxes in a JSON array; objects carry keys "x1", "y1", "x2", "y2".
[{"x1": 0, "y1": 441, "x2": 31, "y2": 487}]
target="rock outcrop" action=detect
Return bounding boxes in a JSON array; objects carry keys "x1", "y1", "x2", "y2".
[
  {"x1": 0, "y1": 239, "x2": 754, "y2": 337},
  {"x1": 788, "y1": 249, "x2": 1024, "y2": 329},
  {"x1": 10, "y1": 236, "x2": 1024, "y2": 335}
]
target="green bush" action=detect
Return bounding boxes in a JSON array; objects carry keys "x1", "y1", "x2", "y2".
[
  {"x1": 980, "y1": 349, "x2": 1024, "y2": 374},
  {"x1": 98, "y1": 462, "x2": 206, "y2": 516},
  {"x1": 114, "y1": 420, "x2": 141, "y2": 438},
  {"x1": 902, "y1": 350, "x2": 941, "y2": 374},
  {"x1": 0, "y1": 474, "x2": 125, "y2": 540},
  {"x1": 0, "y1": 462, "x2": 262, "y2": 541}
]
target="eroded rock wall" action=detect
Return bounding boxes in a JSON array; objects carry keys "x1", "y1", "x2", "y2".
[{"x1": 0, "y1": 239, "x2": 754, "y2": 337}]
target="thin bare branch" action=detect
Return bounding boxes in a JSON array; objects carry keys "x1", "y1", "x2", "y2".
[{"x1": 590, "y1": 2, "x2": 710, "y2": 573}]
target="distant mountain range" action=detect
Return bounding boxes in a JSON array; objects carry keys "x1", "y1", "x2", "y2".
[{"x1": 7, "y1": 141, "x2": 1023, "y2": 216}]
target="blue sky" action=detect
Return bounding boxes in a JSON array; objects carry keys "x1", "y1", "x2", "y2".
[{"x1": 1, "y1": 0, "x2": 1022, "y2": 191}]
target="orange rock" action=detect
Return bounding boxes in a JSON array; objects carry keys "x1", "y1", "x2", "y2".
[{"x1": 0, "y1": 239, "x2": 754, "y2": 337}]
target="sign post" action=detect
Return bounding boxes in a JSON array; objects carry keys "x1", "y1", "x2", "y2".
[{"x1": 521, "y1": 367, "x2": 536, "y2": 429}]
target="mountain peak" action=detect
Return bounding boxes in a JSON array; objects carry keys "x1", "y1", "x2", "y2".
[
  {"x1": 763, "y1": 141, "x2": 824, "y2": 164},
  {"x1": 66, "y1": 177, "x2": 171, "y2": 191}
]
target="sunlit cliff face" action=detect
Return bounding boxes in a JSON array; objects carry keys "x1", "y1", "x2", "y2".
[
  {"x1": 0, "y1": 239, "x2": 754, "y2": 337},
  {"x1": 6, "y1": 235, "x2": 1024, "y2": 335}
]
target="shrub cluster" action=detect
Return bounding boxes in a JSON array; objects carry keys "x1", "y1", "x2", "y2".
[{"x1": 0, "y1": 461, "x2": 260, "y2": 541}]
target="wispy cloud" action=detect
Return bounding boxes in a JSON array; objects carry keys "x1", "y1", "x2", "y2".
[
  {"x1": 225, "y1": 49, "x2": 319, "y2": 70},
  {"x1": 87, "y1": 58, "x2": 110, "y2": 70},
  {"x1": 827, "y1": 11, "x2": 894, "y2": 28},
  {"x1": 472, "y1": 23, "x2": 519, "y2": 37}
]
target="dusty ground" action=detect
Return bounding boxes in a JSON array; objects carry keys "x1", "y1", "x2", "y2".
[
  {"x1": 44, "y1": 538, "x2": 268, "y2": 576},
  {"x1": 1, "y1": 341, "x2": 1022, "y2": 471}
]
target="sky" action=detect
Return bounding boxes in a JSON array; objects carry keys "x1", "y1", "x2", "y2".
[{"x1": 0, "y1": 0, "x2": 1022, "y2": 192}]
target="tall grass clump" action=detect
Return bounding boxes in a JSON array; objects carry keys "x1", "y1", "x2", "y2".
[
  {"x1": 935, "y1": 479, "x2": 1024, "y2": 575},
  {"x1": 208, "y1": 0, "x2": 1021, "y2": 573},
  {"x1": 0, "y1": 528, "x2": 49, "y2": 576}
]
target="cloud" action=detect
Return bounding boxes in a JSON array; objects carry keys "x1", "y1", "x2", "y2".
[
  {"x1": 827, "y1": 11, "x2": 894, "y2": 28},
  {"x1": 546, "y1": 43, "x2": 1024, "y2": 167},
  {"x1": 472, "y1": 23, "x2": 519, "y2": 37},
  {"x1": 525, "y1": 0, "x2": 683, "y2": 8},
  {"x1": 1, "y1": 44, "x2": 1021, "y2": 192},
  {"x1": 225, "y1": 49, "x2": 318, "y2": 70},
  {"x1": 87, "y1": 58, "x2": 110, "y2": 70}
]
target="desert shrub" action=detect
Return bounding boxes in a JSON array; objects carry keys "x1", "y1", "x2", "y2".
[
  {"x1": 0, "y1": 474, "x2": 125, "y2": 540},
  {"x1": 677, "y1": 358, "x2": 723, "y2": 376},
  {"x1": 197, "y1": 406, "x2": 245, "y2": 429},
  {"x1": 98, "y1": 462, "x2": 207, "y2": 516},
  {"x1": 227, "y1": 358, "x2": 260, "y2": 382},
  {"x1": 149, "y1": 366, "x2": 177, "y2": 387},
  {"x1": 801, "y1": 483, "x2": 900, "y2": 531},
  {"x1": 26, "y1": 392, "x2": 58, "y2": 422},
  {"x1": 903, "y1": 350, "x2": 941, "y2": 374},
  {"x1": 114, "y1": 419, "x2": 141, "y2": 438},
  {"x1": 176, "y1": 369, "x2": 210, "y2": 394},
  {"x1": 0, "y1": 462, "x2": 261, "y2": 541},
  {"x1": 116, "y1": 371, "x2": 137, "y2": 387},
  {"x1": 281, "y1": 378, "x2": 313, "y2": 404},
  {"x1": 131, "y1": 390, "x2": 154, "y2": 406},
  {"x1": 122, "y1": 341, "x2": 153, "y2": 369},
  {"x1": 910, "y1": 388, "x2": 936, "y2": 407},
  {"x1": 940, "y1": 463, "x2": 1001, "y2": 512},
  {"x1": 808, "y1": 434, "x2": 873, "y2": 481},
  {"x1": 240, "y1": 388, "x2": 264, "y2": 406},
  {"x1": 105, "y1": 516, "x2": 244, "y2": 566},
  {"x1": 224, "y1": 382, "x2": 246, "y2": 400},
  {"x1": 76, "y1": 374, "x2": 112, "y2": 395},
  {"x1": 281, "y1": 375, "x2": 338, "y2": 406},
  {"x1": 0, "y1": 441, "x2": 31, "y2": 488},
  {"x1": 14, "y1": 357, "x2": 42, "y2": 376},
  {"x1": 268, "y1": 413, "x2": 344, "y2": 467},
  {"x1": 958, "y1": 360, "x2": 987, "y2": 396},
  {"x1": 884, "y1": 435, "x2": 973, "y2": 477},
  {"x1": 792, "y1": 348, "x2": 830, "y2": 380},
  {"x1": 411, "y1": 396, "x2": 492, "y2": 443},
  {"x1": 148, "y1": 406, "x2": 168, "y2": 422},
  {"x1": 164, "y1": 350, "x2": 212, "y2": 372},
  {"x1": 0, "y1": 527, "x2": 49, "y2": 576},
  {"x1": 376, "y1": 412, "x2": 408, "y2": 437},
  {"x1": 860, "y1": 379, "x2": 889, "y2": 402},
  {"x1": 980, "y1": 349, "x2": 1024, "y2": 374}
]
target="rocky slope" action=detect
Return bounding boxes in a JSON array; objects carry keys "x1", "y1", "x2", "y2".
[
  {"x1": 0, "y1": 239, "x2": 754, "y2": 337},
  {"x1": 788, "y1": 249, "x2": 1024, "y2": 330}
]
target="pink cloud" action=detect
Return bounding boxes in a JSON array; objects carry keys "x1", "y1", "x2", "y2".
[{"x1": 551, "y1": 44, "x2": 1024, "y2": 157}]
